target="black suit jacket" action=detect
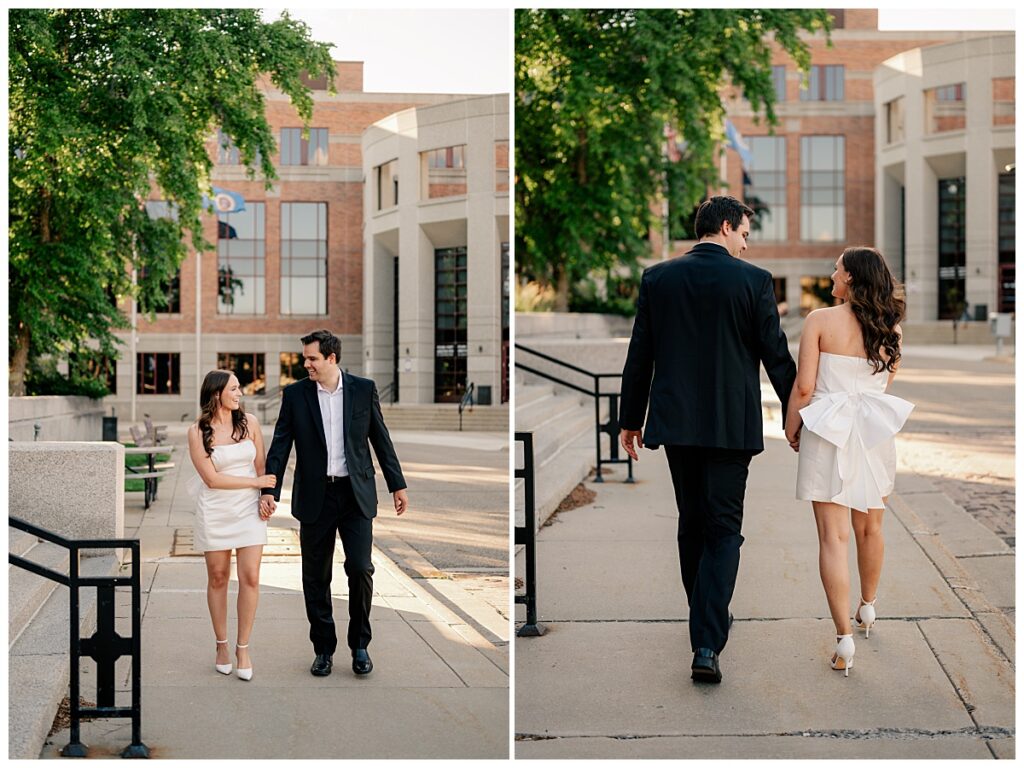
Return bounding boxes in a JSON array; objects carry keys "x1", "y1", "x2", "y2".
[
  {"x1": 263, "y1": 372, "x2": 406, "y2": 522},
  {"x1": 619, "y1": 242, "x2": 796, "y2": 454}
]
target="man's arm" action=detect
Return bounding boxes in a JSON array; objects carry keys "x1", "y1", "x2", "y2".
[
  {"x1": 367, "y1": 381, "x2": 406, "y2": 493},
  {"x1": 755, "y1": 273, "x2": 797, "y2": 425},
  {"x1": 619, "y1": 270, "x2": 654, "y2": 459},
  {"x1": 262, "y1": 386, "x2": 296, "y2": 502}
]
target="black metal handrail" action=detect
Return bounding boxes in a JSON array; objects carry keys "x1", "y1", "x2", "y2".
[
  {"x1": 379, "y1": 380, "x2": 397, "y2": 405},
  {"x1": 515, "y1": 343, "x2": 633, "y2": 483},
  {"x1": 8, "y1": 517, "x2": 148, "y2": 759},
  {"x1": 458, "y1": 382, "x2": 476, "y2": 432},
  {"x1": 514, "y1": 432, "x2": 545, "y2": 637}
]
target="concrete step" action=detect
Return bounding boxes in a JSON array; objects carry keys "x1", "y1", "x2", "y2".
[
  {"x1": 379, "y1": 405, "x2": 508, "y2": 432},
  {"x1": 514, "y1": 382, "x2": 598, "y2": 531},
  {"x1": 9, "y1": 540, "x2": 70, "y2": 648},
  {"x1": 9, "y1": 529, "x2": 39, "y2": 559},
  {"x1": 8, "y1": 554, "x2": 116, "y2": 759}
]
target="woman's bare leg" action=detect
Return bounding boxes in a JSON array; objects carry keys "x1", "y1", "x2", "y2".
[
  {"x1": 813, "y1": 501, "x2": 852, "y2": 637},
  {"x1": 204, "y1": 550, "x2": 232, "y2": 665},
  {"x1": 235, "y1": 545, "x2": 263, "y2": 669},
  {"x1": 852, "y1": 505, "x2": 885, "y2": 621}
]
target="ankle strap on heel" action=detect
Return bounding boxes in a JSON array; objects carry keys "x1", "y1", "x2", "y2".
[
  {"x1": 860, "y1": 596, "x2": 877, "y2": 606},
  {"x1": 216, "y1": 639, "x2": 228, "y2": 644}
]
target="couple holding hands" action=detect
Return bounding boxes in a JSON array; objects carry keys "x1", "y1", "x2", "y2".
[{"x1": 186, "y1": 329, "x2": 408, "y2": 681}]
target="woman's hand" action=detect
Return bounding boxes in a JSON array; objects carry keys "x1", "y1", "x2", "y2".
[
  {"x1": 254, "y1": 474, "x2": 276, "y2": 488},
  {"x1": 785, "y1": 423, "x2": 801, "y2": 453}
]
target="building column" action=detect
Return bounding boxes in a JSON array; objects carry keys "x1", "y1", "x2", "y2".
[{"x1": 964, "y1": 55, "x2": 998, "y2": 317}]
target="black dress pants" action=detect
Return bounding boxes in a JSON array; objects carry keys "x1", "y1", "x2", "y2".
[
  {"x1": 665, "y1": 445, "x2": 753, "y2": 655},
  {"x1": 299, "y1": 477, "x2": 374, "y2": 656}
]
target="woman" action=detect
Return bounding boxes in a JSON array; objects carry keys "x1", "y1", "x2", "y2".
[
  {"x1": 785, "y1": 247, "x2": 914, "y2": 676},
  {"x1": 187, "y1": 370, "x2": 275, "y2": 681}
]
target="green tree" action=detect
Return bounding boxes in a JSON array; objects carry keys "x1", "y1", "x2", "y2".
[
  {"x1": 516, "y1": 9, "x2": 832, "y2": 310},
  {"x1": 8, "y1": 9, "x2": 336, "y2": 395}
]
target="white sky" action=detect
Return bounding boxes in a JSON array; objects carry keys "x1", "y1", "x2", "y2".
[
  {"x1": 878, "y1": 7, "x2": 1015, "y2": 30},
  {"x1": 259, "y1": 8, "x2": 510, "y2": 95}
]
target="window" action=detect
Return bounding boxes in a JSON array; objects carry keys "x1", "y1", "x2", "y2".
[
  {"x1": 217, "y1": 353, "x2": 266, "y2": 395},
  {"x1": 993, "y1": 77, "x2": 1015, "y2": 126},
  {"x1": 826, "y1": 9, "x2": 845, "y2": 28},
  {"x1": 422, "y1": 145, "x2": 468, "y2": 200},
  {"x1": 217, "y1": 202, "x2": 265, "y2": 315},
  {"x1": 280, "y1": 352, "x2": 307, "y2": 388},
  {"x1": 800, "y1": 65, "x2": 844, "y2": 102},
  {"x1": 281, "y1": 128, "x2": 328, "y2": 166},
  {"x1": 745, "y1": 136, "x2": 787, "y2": 241},
  {"x1": 280, "y1": 202, "x2": 327, "y2": 315},
  {"x1": 434, "y1": 246, "x2": 468, "y2": 403},
  {"x1": 800, "y1": 136, "x2": 845, "y2": 242},
  {"x1": 501, "y1": 241, "x2": 510, "y2": 404},
  {"x1": 772, "y1": 65, "x2": 786, "y2": 102},
  {"x1": 495, "y1": 141, "x2": 509, "y2": 192},
  {"x1": 137, "y1": 353, "x2": 180, "y2": 395},
  {"x1": 376, "y1": 159, "x2": 399, "y2": 210},
  {"x1": 70, "y1": 352, "x2": 117, "y2": 395},
  {"x1": 139, "y1": 267, "x2": 181, "y2": 314},
  {"x1": 938, "y1": 177, "x2": 967, "y2": 320},
  {"x1": 800, "y1": 276, "x2": 837, "y2": 316},
  {"x1": 998, "y1": 171, "x2": 1014, "y2": 313},
  {"x1": 885, "y1": 98, "x2": 905, "y2": 144},
  {"x1": 925, "y1": 84, "x2": 966, "y2": 134},
  {"x1": 142, "y1": 200, "x2": 181, "y2": 313},
  {"x1": 217, "y1": 129, "x2": 239, "y2": 165}
]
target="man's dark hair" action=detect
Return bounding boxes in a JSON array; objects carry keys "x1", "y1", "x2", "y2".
[
  {"x1": 301, "y1": 329, "x2": 341, "y2": 362},
  {"x1": 694, "y1": 196, "x2": 755, "y2": 239}
]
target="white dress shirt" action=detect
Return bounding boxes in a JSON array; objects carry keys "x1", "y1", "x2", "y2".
[{"x1": 316, "y1": 370, "x2": 348, "y2": 477}]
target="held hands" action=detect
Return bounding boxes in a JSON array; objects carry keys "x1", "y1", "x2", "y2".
[
  {"x1": 393, "y1": 489, "x2": 408, "y2": 516},
  {"x1": 785, "y1": 423, "x2": 801, "y2": 453},
  {"x1": 254, "y1": 474, "x2": 276, "y2": 488},
  {"x1": 259, "y1": 493, "x2": 277, "y2": 521},
  {"x1": 620, "y1": 429, "x2": 643, "y2": 462}
]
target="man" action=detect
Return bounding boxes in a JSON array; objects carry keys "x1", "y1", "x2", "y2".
[
  {"x1": 260, "y1": 329, "x2": 408, "y2": 677},
  {"x1": 619, "y1": 196, "x2": 796, "y2": 684}
]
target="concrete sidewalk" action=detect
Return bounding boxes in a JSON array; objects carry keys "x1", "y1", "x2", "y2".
[
  {"x1": 515, "y1": 422, "x2": 1014, "y2": 758},
  {"x1": 43, "y1": 425, "x2": 508, "y2": 759}
]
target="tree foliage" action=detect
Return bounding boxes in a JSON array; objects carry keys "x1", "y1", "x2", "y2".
[
  {"x1": 515, "y1": 9, "x2": 832, "y2": 310},
  {"x1": 8, "y1": 9, "x2": 336, "y2": 395}
]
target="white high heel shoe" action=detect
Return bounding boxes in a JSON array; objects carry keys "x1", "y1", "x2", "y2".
[
  {"x1": 856, "y1": 597, "x2": 877, "y2": 638},
  {"x1": 215, "y1": 639, "x2": 232, "y2": 675},
  {"x1": 831, "y1": 634, "x2": 855, "y2": 677},
  {"x1": 236, "y1": 643, "x2": 253, "y2": 681}
]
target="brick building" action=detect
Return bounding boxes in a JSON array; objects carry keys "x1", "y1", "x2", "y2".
[
  {"x1": 712, "y1": 10, "x2": 1012, "y2": 321},
  {"x1": 107, "y1": 62, "x2": 508, "y2": 421}
]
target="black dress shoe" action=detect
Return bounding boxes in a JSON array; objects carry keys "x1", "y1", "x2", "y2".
[
  {"x1": 691, "y1": 647, "x2": 722, "y2": 684},
  {"x1": 352, "y1": 649, "x2": 373, "y2": 676},
  {"x1": 310, "y1": 653, "x2": 333, "y2": 677}
]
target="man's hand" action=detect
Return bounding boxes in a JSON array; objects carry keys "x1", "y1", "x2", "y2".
[
  {"x1": 785, "y1": 423, "x2": 801, "y2": 453},
  {"x1": 393, "y1": 489, "x2": 408, "y2": 516},
  {"x1": 259, "y1": 494, "x2": 277, "y2": 520},
  {"x1": 620, "y1": 429, "x2": 643, "y2": 462}
]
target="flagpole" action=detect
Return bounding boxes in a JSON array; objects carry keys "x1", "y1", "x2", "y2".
[{"x1": 196, "y1": 246, "x2": 202, "y2": 418}]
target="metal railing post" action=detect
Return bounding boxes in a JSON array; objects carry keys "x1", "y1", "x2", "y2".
[
  {"x1": 9, "y1": 518, "x2": 149, "y2": 759},
  {"x1": 515, "y1": 432, "x2": 546, "y2": 637}
]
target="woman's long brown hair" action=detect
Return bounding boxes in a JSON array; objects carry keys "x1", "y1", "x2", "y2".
[
  {"x1": 197, "y1": 370, "x2": 250, "y2": 456},
  {"x1": 841, "y1": 246, "x2": 905, "y2": 374}
]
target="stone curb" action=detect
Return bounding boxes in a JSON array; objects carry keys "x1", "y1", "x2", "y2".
[{"x1": 887, "y1": 490, "x2": 1014, "y2": 666}]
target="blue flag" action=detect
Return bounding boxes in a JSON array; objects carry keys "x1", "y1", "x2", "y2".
[
  {"x1": 203, "y1": 186, "x2": 246, "y2": 214},
  {"x1": 725, "y1": 119, "x2": 752, "y2": 171}
]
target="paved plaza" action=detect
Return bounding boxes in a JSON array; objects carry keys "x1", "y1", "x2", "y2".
[
  {"x1": 515, "y1": 344, "x2": 1014, "y2": 759},
  {"x1": 42, "y1": 425, "x2": 509, "y2": 759}
]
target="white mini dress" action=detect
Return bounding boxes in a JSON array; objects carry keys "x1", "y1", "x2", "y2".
[
  {"x1": 189, "y1": 439, "x2": 267, "y2": 552},
  {"x1": 795, "y1": 352, "x2": 914, "y2": 513}
]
